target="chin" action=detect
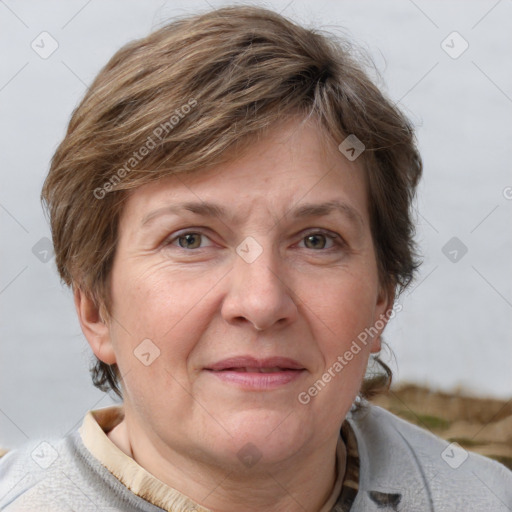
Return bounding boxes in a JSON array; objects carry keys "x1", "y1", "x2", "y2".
[{"x1": 216, "y1": 409, "x2": 311, "y2": 465}]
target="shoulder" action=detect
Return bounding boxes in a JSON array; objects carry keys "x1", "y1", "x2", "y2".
[
  {"x1": 0, "y1": 432, "x2": 162, "y2": 511},
  {"x1": 346, "y1": 403, "x2": 512, "y2": 511},
  {"x1": 0, "y1": 436, "x2": 71, "y2": 510}
]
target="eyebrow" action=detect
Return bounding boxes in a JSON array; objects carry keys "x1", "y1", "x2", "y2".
[
  {"x1": 141, "y1": 199, "x2": 364, "y2": 228},
  {"x1": 291, "y1": 200, "x2": 364, "y2": 227}
]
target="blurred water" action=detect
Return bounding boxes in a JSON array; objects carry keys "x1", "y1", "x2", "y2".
[{"x1": 1, "y1": 0, "x2": 511, "y2": 449}]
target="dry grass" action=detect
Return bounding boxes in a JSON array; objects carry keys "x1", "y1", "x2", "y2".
[{"x1": 370, "y1": 384, "x2": 512, "y2": 470}]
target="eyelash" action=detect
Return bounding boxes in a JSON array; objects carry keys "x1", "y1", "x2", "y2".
[{"x1": 165, "y1": 228, "x2": 346, "y2": 251}]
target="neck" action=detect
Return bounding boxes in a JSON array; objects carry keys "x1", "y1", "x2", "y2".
[{"x1": 108, "y1": 415, "x2": 344, "y2": 512}]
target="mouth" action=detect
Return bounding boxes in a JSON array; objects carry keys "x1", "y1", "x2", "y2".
[
  {"x1": 204, "y1": 356, "x2": 306, "y2": 390},
  {"x1": 210, "y1": 366, "x2": 298, "y2": 373}
]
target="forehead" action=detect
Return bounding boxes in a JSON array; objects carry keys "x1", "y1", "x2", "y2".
[{"x1": 120, "y1": 117, "x2": 368, "y2": 228}]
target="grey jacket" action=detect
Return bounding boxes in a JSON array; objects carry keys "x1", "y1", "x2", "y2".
[{"x1": 0, "y1": 404, "x2": 511, "y2": 511}]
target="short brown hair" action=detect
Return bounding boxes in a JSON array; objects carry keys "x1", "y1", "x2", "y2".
[{"x1": 42, "y1": 6, "x2": 422, "y2": 398}]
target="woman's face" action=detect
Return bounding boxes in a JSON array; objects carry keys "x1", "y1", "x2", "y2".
[{"x1": 98, "y1": 117, "x2": 391, "y2": 470}]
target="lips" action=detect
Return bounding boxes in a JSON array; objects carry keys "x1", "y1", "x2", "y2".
[
  {"x1": 222, "y1": 367, "x2": 286, "y2": 373},
  {"x1": 206, "y1": 356, "x2": 305, "y2": 372},
  {"x1": 204, "y1": 356, "x2": 306, "y2": 390}
]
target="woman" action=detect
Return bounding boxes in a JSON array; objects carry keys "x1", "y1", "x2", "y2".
[{"x1": 1, "y1": 6, "x2": 510, "y2": 511}]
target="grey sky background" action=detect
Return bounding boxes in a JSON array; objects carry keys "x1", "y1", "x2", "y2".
[{"x1": 1, "y1": 0, "x2": 511, "y2": 449}]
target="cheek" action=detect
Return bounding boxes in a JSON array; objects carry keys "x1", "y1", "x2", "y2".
[
  {"x1": 310, "y1": 269, "x2": 379, "y2": 338},
  {"x1": 306, "y1": 267, "x2": 380, "y2": 384},
  {"x1": 111, "y1": 262, "x2": 199, "y2": 338},
  {"x1": 304, "y1": 296, "x2": 375, "y2": 423},
  {"x1": 107, "y1": 265, "x2": 216, "y2": 383}
]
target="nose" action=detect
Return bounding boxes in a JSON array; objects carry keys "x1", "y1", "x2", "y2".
[{"x1": 221, "y1": 243, "x2": 298, "y2": 332}]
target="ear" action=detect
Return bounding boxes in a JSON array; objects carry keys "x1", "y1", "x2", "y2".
[
  {"x1": 74, "y1": 286, "x2": 116, "y2": 365},
  {"x1": 369, "y1": 283, "x2": 395, "y2": 354}
]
